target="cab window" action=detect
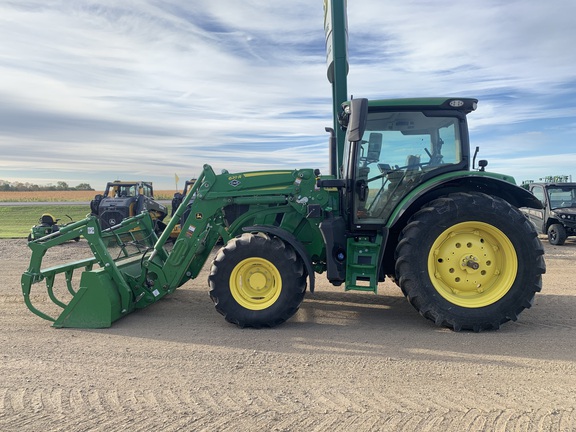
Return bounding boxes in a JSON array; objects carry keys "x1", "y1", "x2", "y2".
[{"x1": 354, "y1": 111, "x2": 462, "y2": 224}]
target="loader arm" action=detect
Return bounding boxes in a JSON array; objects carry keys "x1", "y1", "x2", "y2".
[
  {"x1": 145, "y1": 164, "x2": 331, "y2": 291},
  {"x1": 22, "y1": 163, "x2": 335, "y2": 328}
]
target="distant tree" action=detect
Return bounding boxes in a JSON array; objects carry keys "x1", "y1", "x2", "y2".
[
  {"x1": 75, "y1": 183, "x2": 94, "y2": 190},
  {"x1": 0, "y1": 179, "x2": 94, "y2": 191}
]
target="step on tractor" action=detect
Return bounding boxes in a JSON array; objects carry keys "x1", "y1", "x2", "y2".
[
  {"x1": 90, "y1": 180, "x2": 168, "y2": 234},
  {"x1": 21, "y1": 1, "x2": 545, "y2": 332}
]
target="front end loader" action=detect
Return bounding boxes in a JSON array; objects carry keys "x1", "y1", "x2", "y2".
[
  {"x1": 22, "y1": 164, "x2": 329, "y2": 328},
  {"x1": 22, "y1": 98, "x2": 545, "y2": 331}
]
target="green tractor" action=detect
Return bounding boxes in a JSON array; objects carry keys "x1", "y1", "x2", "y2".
[{"x1": 21, "y1": 1, "x2": 545, "y2": 332}]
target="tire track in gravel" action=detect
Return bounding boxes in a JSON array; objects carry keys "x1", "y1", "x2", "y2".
[{"x1": 1, "y1": 387, "x2": 575, "y2": 431}]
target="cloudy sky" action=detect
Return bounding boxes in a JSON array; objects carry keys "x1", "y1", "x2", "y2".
[{"x1": 1, "y1": 0, "x2": 576, "y2": 190}]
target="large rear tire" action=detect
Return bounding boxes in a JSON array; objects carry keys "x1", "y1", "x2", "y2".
[
  {"x1": 208, "y1": 233, "x2": 306, "y2": 328},
  {"x1": 395, "y1": 192, "x2": 545, "y2": 331}
]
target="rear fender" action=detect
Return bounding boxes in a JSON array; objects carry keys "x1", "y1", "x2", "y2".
[
  {"x1": 378, "y1": 173, "x2": 544, "y2": 278},
  {"x1": 389, "y1": 172, "x2": 543, "y2": 228},
  {"x1": 242, "y1": 225, "x2": 316, "y2": 293}
]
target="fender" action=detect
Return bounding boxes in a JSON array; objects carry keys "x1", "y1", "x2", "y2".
[
  {"x1": 242, "y1": 225, "x2": 316, "y2": 293},
  {"x1": 388, "y1": 171, "x2": 543, "y2": 228}
]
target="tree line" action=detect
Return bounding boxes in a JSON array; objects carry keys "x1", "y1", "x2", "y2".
[{"x1": 0, "y1": 180, "x2": 94, "y2": 191}]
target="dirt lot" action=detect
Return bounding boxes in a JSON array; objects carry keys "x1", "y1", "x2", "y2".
[{"x1": 0, "y1": 237, "x2": 575, "y2": 431}]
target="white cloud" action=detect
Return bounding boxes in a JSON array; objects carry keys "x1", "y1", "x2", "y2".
[{"x1": 0, "y1": 0, "x2": 575, "y2": 188}]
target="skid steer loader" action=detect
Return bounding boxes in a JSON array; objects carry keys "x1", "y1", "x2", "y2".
[
  {"x1": 90, "y1": 180, "x2": 168, "y2": 234},
  {"x1": 21, "y1": 1, "x2": 545, "y2": 332}
]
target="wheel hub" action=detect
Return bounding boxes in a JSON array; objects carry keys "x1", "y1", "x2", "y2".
[
  {"x1": 462, "y1": 254, "x2": 480, "y2": 270},
  {"x1": 230, "y1": 257, "x2": 282, "y2": 310},
  {"x1": 428, "y1": 222, "x2": 517, "y2": 308},
  {"x1": 247, "y1": 272, "x2": 267, "y2": 291}
]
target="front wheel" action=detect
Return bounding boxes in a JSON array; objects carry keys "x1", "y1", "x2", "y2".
[
  {"x1": 547, "y1": 223, "x2": 567, "y2": 245},
  {"x1": 208, "y1": 233, "x2": 307, "y2": 328},
  {"x1": 395, "y1": 192, "x2": 545, "y2": 331}
]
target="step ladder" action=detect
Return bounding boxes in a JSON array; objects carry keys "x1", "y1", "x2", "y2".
[{"x1": 345, "y1": 236, "x2": 382, "y2": 293}]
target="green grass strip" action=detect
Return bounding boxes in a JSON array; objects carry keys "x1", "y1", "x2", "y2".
[{"x1": 0, "y1": 205, "x2": 91, "y2": 239}]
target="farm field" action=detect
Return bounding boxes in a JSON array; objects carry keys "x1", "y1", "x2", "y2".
[
  {"x1": 0, "y1": 237, "x2": 575, "y2": 431},
  {"x1": 0, "y1": 190, "x2": 177, "y2": 202}
]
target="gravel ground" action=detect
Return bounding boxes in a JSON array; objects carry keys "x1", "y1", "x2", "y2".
[{"x1": 0, "y1": 237, "x2": 575, "y2": 431}]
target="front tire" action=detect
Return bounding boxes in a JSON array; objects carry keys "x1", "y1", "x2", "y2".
[
  {"x1": 395, "y1": 192, "x2": 545, "y2": 331},
  {"x1": 208, "y1": 233, "x2": 306, "y2": 328},
  {"x1": 547, "y1": 223, "x2": 567, "y2": 245}
]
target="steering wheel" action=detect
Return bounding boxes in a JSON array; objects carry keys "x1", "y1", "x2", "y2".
[{"x1": 366, "y1": 162, "x2": 428, "y2": 183}]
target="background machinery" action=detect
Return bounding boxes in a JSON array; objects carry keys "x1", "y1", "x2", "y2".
[
  {"x1": 522, "y1": 181, "x2": 576, "y2": 245},
  {"x1": 22, "y1": 1, "x2": 545, "y2": 332},
  {"x1": 90, "y1": 180, "x2": 168, "y2": 233},
  {"x1": 27, "y1": 213, "x2": 80, "y2": 242}
]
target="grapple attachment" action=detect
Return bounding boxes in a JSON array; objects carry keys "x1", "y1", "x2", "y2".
[{"x1": 21, "y1": 213, "x2": 168, "y2": 328}]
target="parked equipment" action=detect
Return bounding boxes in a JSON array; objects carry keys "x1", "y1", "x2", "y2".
[
  {"x1": 168, "y1": 179, "x2": 197, "y2": 239},
  {"x1": 521, "y1": 182, "x2": 576, "y2": 245},
  {"x1": 21, "y1": 1, "x2": 545, "y2": 331},
  {"x1": 90, "y1": 180, "x2": 168, "y2": 233},
  {"x1": 171, "y1": 179, "x2": 196, "y2": 217},
  {"x1": 27, "y1": 214, "x2": 80, "y2": 242}
]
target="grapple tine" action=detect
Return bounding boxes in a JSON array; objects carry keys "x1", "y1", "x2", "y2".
[{"x1": 22, "y1": 214, "x2": 160, "y2": 328}]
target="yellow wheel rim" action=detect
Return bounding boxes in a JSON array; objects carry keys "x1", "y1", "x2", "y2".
[
  {"x1": 230, "y1": 257, "x2": 282, "y2": 310},
  {"x1": 428, "y1": 221, "x2": 517, "y2": 308}
]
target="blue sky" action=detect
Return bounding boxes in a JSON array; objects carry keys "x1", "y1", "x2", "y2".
[{"x1": 1, "y1": 0, "x2": 576, "y2": 190}]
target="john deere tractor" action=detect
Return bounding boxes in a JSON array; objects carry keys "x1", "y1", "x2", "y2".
[{"x1": 21, "y1": 1, "x2": 545, "y2": 332}]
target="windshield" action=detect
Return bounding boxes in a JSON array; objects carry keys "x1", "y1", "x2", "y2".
[
  {"x1": 351, "y1": 110, "x2": 463, "y2": 223},
  {"x1": 547, "y1": 186, "x2": 576, "y2": 209}
]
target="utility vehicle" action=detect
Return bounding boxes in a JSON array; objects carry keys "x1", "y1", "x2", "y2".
[{"x1": 522, "y1": 182, "x2": 576, "y2": 245}]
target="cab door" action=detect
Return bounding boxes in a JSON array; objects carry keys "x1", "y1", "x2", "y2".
[{"x1": 527, "y1": 185, "x2": 546, "y2": 233}]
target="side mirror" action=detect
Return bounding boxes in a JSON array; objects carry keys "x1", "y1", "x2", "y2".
[{"x1": 347, "y1": 98, "x2": 368, "y2": 142}]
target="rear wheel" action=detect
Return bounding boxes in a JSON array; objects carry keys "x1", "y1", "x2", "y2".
[
  {"x1": 208, "y1": 233, "x2": 306, "y2": 328},
  {"x1": 547, "y1": 223, "x2": 567, "y2": 245},
  {"x1": 395, "y1": 192, "x2": 545, "y2": 331}
]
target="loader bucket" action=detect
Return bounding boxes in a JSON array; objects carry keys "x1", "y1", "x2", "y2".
[
  {"x1": 21, "y1": 213, "x2": 168, "y2": 328},
  {"x1": 52, "y1": 269, "x2": 123, "y2": 328}
]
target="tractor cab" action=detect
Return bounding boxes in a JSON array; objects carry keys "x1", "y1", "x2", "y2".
[{"x1": 339, "y1": 98, "x2": 477, "y2": 230}]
